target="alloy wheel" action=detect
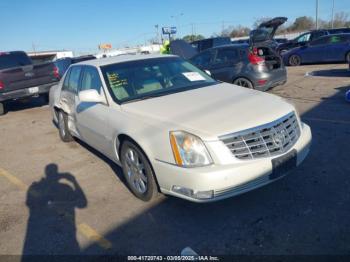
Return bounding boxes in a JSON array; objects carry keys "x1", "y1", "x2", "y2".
[
  {"x1": 233, "y1": 78, "x2": 253, "y2": 89},
  {"x1": 124, "y1": 148, "x2": 148, "y2": 194}
]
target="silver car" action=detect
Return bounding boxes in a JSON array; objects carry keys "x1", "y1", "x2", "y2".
[{"x1": 50, "y1": 54, "x2": 311, "y2": 202}]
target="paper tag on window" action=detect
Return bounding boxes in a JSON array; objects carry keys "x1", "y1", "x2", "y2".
[{"x1": 182, "y1": 72, "x2": 206, "y2": 81}]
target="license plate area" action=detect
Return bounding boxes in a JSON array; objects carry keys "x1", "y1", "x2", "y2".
[
  {"x1": 28, "y1": 86, "x2": 39, "y2": 94},
  {"x1": 270, "y1": 149, "x2": 297, "y2": 180}
]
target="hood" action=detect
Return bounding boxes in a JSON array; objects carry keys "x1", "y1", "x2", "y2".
[
  {"x1": 121, "y1": 83, "x2": 295, "y2": 140},
  {"x1": 250, "y1": 17, "x2": 288, "y2": 44},
  {"x1": 170, "y1": 40, "x2": 198, "y2": 59}
]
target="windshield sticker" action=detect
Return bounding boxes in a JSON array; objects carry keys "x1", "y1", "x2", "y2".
[
  {"x1": 107, "y1": 72, "x2": 128, "y2": 89},
  {"x1": 182, "y1": 72, "x2": 206, "y2": 81}
]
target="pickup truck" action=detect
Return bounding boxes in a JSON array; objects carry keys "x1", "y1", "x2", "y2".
[{"x1": 0, "y1": 51, "x2": 60, "y2": 115}]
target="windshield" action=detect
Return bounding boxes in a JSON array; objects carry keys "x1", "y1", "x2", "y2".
[{"x1": 101, "y1": 57, "x2": 216, "y2": 104}]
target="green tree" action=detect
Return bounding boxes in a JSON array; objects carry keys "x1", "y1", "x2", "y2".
[
  {"x1": 182, "y1": 34, "x2": 205, "y2": 42},
  {"x1": 290, "y1": 16, "x2": 315, "y2": 31}
]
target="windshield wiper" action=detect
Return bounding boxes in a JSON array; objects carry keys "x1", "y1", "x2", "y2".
[{"x1": 121, "y1": 93, "x2": 167, "y2": 104}]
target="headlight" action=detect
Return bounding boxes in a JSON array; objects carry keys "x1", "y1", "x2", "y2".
[{"x1": 170, "y1": 131, "x2": 213, "y2": 167}]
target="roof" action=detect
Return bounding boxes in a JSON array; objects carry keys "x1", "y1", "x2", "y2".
[{"x1": 75, "y1": 53, "x2": 176, "y2": 67}]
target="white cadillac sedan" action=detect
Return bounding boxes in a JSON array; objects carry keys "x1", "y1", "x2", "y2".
[{"x1": 49, "y1": 54, "x2": 312, "y2": 202}]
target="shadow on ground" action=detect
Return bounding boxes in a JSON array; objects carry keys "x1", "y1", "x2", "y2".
[{"x1": 308, "y1": 68, "x2": 350, "y2": 78}]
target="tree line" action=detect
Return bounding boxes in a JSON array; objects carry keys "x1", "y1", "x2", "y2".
[{"x1": 182, "y1": 12, "x2": 350, "y2": 42}]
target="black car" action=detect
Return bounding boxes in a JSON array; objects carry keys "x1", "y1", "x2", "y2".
[
  {"x1": 278, "y1": 27, "x2": 350, "y2": 54},
  {"x1": 171, "y1": 17, "x2": 288, "y2": 91},
  {"x1": 190, "y1": 37, "x2": 231, "y2": 52},
  {"x1": 54, "y1": 55, "x2": 96, "y2": 79}
]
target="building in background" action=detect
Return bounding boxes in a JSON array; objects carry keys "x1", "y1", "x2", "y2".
[{"x1": 27, "y1": 50, "x2": 73, "y2": 64}]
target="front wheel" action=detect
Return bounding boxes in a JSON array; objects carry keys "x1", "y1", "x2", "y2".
[
  {"x1": 289, "y1": 54, "x2": 301, "y2": 66},
  {"x1": 233, "y1": 78, "x2": 254, "y2": 89},
  {"x1": 58, "y1": 111, "x2": 73, "y2": 142},
  {"x1": 120, "y1": 140, "x2": 158, "y2": 201}
]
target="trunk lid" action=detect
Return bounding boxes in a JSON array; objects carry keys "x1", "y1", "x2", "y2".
[
  {"x1": 250, "y1": 17, "x2": 288, "y2": 45},
  {"x1": 170, "y1": 40, "x2": 198, "y2": 59}
]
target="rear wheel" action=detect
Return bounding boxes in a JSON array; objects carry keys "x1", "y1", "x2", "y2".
[
  {"x1": 58, "y1": 111, "x2": 73, "y2": 142},
  {"x1": 0, "y1": 102, "x2": 5, "y2": 116},
  {"x1": 120, "y1": 140, "x2": 158, "y2": 201},
  {"x1": 289, "y1": 54, "x2": 301, "y2": 66},
  {"x1": 233, "y1": 78, "x2": 254, "y2": 89}
]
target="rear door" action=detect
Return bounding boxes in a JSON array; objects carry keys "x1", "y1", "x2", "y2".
[
  {"x1": 301, "y1": 36, "x2": 330, "y2": 63},
  {"x1": 75, "y1": 66, "x2": 111, "y2": 153},
  {"x1": 326, "y1": 35, "x2": 350, "y2": 62},
  {"x1": 209, "y1": 47, "x2": 241, "y2": 82},
  {"x1": 250, "y1": 17, "x2": 287, "y2": 45}
]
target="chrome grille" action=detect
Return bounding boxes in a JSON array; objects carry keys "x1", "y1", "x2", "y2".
[{"x1": 220, "y1": 112, "x2": 301, "y2": 160}]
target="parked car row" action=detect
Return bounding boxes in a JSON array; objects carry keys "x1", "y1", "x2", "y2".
[
  {"x1": 171, "y1": 17, "x2": 288, "y2": 91},
  {"x1": 283, "y1": 33, "x2": 350, "y2": 66}
]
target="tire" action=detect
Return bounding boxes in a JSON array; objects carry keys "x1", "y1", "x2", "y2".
[
  {"x1": 0, "y1": 102, "x2": 5, "y2": 116},
  {"x1": 120, "y1": 140, "x2": 158, "y2": 201},
  {"x1": 58, "y1": 111, "x2": 73, "y2": 142},
  {"x1": 346, "y1": 52, "x2": 350, "y2": 63},
  {"x1": 233, "y1": 78, "x2": 254, "y2": 89},
  {"x1": 289, "y1": 54, "x2": 301, "y2": 66}
]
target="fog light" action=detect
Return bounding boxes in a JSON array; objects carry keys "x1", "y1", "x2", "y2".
[
  {"x1": 172, "y1": 186, "x2": 193, "y2": 197},
  {"x1": 172, "y1": 186, "x2": 214, "y2": 200},
  {"x1": 193, "y1": 190, "x2": 214, "y2": 200}
]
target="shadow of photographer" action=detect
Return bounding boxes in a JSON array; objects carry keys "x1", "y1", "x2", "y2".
[{"x1": 22, "y1": 164, "x2": 87, "y2": 257}]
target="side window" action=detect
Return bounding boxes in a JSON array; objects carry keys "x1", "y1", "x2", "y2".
[
  {"x1": 297, "y1": 33, "x2": 311, "y2": 43},
  {"x1": 310, "y1": 37, "x2": 329, "y2": 46},
  {"x1": 68, "y1": 66, "x2": 82, "y2": 93},
  {"x1": 214, "y1": 48, "x2": 238, "y2": 64},
  {"x1": 329, "y1": 35, "x2": 344, "y2": 44},
  {"x1": 190, "y1": 51, "x2": 212, "y2": 68},
  {"x1": 80, "y1": 67, "x2": 102, "y2": 92},
  {"x1": 62, "y1": 68, "x2": 71, "y2": 91},
  {"x1": 311, "y1": 31, "x2": 327, "y2": 40}
]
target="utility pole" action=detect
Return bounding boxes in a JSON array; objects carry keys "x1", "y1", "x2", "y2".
[
  {"x1": 331, "y1": 0, "x2": 335, "y2": 29},
  {"x1": 315, "y1": 0, "x2": 319, "y2": 29},
  {"x1": 155, "y1": 24, "x2": 159, "y2": 44}
]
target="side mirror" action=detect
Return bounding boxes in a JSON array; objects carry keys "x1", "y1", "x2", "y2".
[
  {"x1": 78, "y1": 89, "x2": 106, "y2": 104},
  {"x1": 204, "y1": 70, "x2": 211, "y2": 76}
]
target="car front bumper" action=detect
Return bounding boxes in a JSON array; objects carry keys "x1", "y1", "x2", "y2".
[{"x1": 154, "y1": 122, "x2": 311, "y2": 203}]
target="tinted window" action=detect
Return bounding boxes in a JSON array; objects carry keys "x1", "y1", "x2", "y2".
[
  {"x1": 0, "y1": 52, "x2": 32, "y2": 70},
  {"x1": 191, "y1": 51, "x2": 212, "y2": 68},
  {"x1": 328, "y1": 35, "x2": 346, "y2": 44},
  {"x1": 101, "y1": 57, "x2": 216, "y2": 103},
  {"x1": 310, "y1": 36, "x2": 329, "y2": 46},
  {"x1": 200, "y1": 40, "x2": 212, "y2": 51},
  {"x1": 214, "y1": 48, "x2": 238, "y2": 64},
  {"x1": 312, "y1": 31, "x2": 327, "y2": 40},
  {"x1": 80, "y1": 67, "x2": 102, "y2": 92},
  {"x1": 67, "y1": 66, "x2": 82, "y2": 93}
]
